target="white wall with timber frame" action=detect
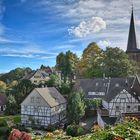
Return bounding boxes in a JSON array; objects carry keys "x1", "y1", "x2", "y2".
[
  {"x1": 102, "y1": 89, "x2": 140, "y2": 117},
  {"x1": 21, "y1": 89, "x2": 67, "y2": 126}
]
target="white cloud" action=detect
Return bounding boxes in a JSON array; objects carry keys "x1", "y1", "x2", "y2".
[
  {"x1": 97, "y1": 40, "x2": 111, "y2": 50},
  {"x1": 68, "y1": 17, "x2": 106, "y2": 38},
  {"x1": 1, "y1": 54, "x2": 35, "y2": 58}
]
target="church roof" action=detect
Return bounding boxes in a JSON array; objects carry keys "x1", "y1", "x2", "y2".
[{"x1": 126, "y1": 7, "x2": 140, "y2": 53}]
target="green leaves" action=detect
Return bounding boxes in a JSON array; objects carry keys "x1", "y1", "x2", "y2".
[{"x1": 67, "y1": 90, "x2": 86, "y2": 124}]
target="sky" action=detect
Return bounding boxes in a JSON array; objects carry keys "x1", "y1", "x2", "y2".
[{"x1": 0, "y1": 0, "x2": 140, "y2": 73}]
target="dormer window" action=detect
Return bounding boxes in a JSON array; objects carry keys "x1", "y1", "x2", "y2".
[
  {"x1": 115, "y1": 83, "x2": 119, "y2": 87},
  {"x1": 96, "y1": 82, "x2": 99, "y2": 86}
]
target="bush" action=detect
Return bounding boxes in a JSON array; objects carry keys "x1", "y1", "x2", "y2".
[
  {"x1": 66, "y1": 124, "x2": 84, "y2": 137},
  {"x1": 13, "y1": 115, "x2": 20, "y2": 124},
  {"x1": 46, "y1": 124, "x2": 56, "y2": 132},
  {"x1": 0, "y1": 119, "x2": 7, "y2": 127},
  {"x1": 0, "y1": 126, "x2": 10, "y2": 136}
]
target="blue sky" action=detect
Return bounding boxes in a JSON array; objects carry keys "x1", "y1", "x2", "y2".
[{"x1": 0, "y1": 0, "x2": 140, "y2": 73}]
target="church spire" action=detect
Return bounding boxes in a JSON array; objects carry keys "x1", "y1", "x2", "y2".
[{"x1": 126, "y1": 6, "x2": 139, "y2": 52}]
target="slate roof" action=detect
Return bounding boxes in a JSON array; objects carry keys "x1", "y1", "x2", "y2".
[
  {"x1": 41, "y1": 66, "x2": 53, "y2": 74},
  {"x1": 103, "y1": 78, "x2": 134, "y2": 102},
  {"x1": 23, "y1": 71, "x2": 36, "y2": 80},
  {"x1": 75, "y1": 77, "x2": 135, "y2": 102},
  {"x1": 75, "y1": 78, "x2": 109, "y2": 98},
  {"x1": 23, "y1": 69, "x2": 50, "y2": 80},
  {"x1": 126, "y1": 8, "x2": 140, "y2": 53},
  {"x1": 35, "y1": 87, "x2": 67, "y2": 107},
  {"x1": 101, "y1": 116, "x2": 117, "y2": 125},
  {"x1": 0, "y1": 93, "x2": 7, "y2": 106}
]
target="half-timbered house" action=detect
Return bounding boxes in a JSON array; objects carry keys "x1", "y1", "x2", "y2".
[
  {"x1": 21, "y1": 87, "x2": 67, "y2": 127},
  {"x1": 23, "y1": 69, "x2": 51, "y2": 85},
  {"x1": 98, "y1": 76, "x2": 140, "y2": 127}
]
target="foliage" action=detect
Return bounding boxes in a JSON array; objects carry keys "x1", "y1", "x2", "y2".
[
  {"x1": 76, "y1": 42, "x2": 104, "y2": 78},
  {"x1": 59, "y1": 82, "x2": 72, "y2": 95},
  {"x1": 103, "y1": 47, "x2": 137, "y2": 77},
  {"x1": 5, "y1": 95, "x2": 18, "y2": 115},
  {"x1": 66, "y1": 124, "x2": 84, "y2": 137},
  {"x1": 56, "y1": 50, "x2": 78, "y2": 83},
  {"x1": 14, "y1": 79, "x2": 34, "y2": 108},
  {"x1": 76, "y1": 43, "x2": 137, "y2": 78},
  {"x1": 85, "y1": 99, "x2": 102, "y2": 109},
  {"x1": 0, "y1": 80, "x2": 7, "y2": 92},
  {"x1": 0, "y1": 67, "x2": 32, "y2": 84},
  {"x1": 46, "y1": 74, "x2": 59, "y2": 87},
  {"x1": 7, "y1": 80, "x2": 18, "y2": 89},
  {"x1": 67, "y1": 90, "x2": 86, "y2": 124},
  {"x1": 46, "y1": 124, "x2": 56, "y2": 132}
]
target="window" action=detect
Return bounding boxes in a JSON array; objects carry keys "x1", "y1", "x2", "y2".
[
  {"x1": 34, "y1": 76, "x2": 41, "y2": 78},
  {"x1": 36, "y1": 97, "x2": 40, "y2": 103},
  {"x1": 127, "y1": 105, "x2": 131, "y2": 111},
  {"x1": 34, "y1": 80, "x2": 37, "y2": 83},
  {"x1": 34, "y1": 106, "x2": 39, "y2": 113},
  {"x1": 24, "y1": 106, "x2": 28, "y2": 111},
  {"x1": 138, "y1": 106, "x2": 140, "y2": 111},
  {"x1": 31, "y1": 97, "x2": 34, "y2": 103},
  {"x1": 116, "y1": 106, "x2": 119, "y2": 111},
  {"x1": 95, "y1": 82, "x2": 99, "y2": 86},
  {"x1": 115, "y1": 83, "x2": 119, "y2": 87}
]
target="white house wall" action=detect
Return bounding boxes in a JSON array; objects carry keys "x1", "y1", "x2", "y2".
[
  {"x1": 102, "y1": 100, "x2": 109, "y2": 109},
  {"x1": 21, "y1": 89, "x2": 67, "y2": 127},
  {"x1": 30, "y1": 70, "x2": 47, "y2": 85},
  {"x1": 97, "y1": 112, "x2": 105, "y2": 128},
  {"x1": 108, "y1": 91, "x2": 140, "y2": 117}
]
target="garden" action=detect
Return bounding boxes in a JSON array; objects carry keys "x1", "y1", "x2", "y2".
[{"x1": 7, "y1": 116, "x2": 140, "y2": 140}]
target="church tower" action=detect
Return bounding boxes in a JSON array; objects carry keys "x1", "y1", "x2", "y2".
[{"x1": 126, "y1": 7, "x2": 140, "y2": 66}]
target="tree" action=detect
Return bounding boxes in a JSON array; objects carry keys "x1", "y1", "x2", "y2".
[
  {"x1": 76, "y1": 42, "x2": 104, "y2": 78},
  {"x1": 0, "y1": 67, "x2": 32, "y2": 83},
  {"x1": 67, "y1": 90, "x2": 86, "y2": 124},
  {"x1": 14, "y1": 79, "x2": 34, "y2": 106},
  {"x1": 0, "y1": 80, "x2": 7, "y2": 92},
  {"x1": 56, "y1": 51, "x2": 78, "y2": 83},
  {"x1": 45, "y1": 74, "x2": 59, "y2": 87},
  {"x1": 59, "y1": 82, "x2": 71, "y2": 95},
  {"x1": 103, "y1": 47, "x2": 137, "y2": 77},
  {"x1": 5, "y1": 95, "x2": 18, "y2": 115}
]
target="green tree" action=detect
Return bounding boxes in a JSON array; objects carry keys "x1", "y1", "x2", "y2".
[
  {"x1": 77, "y1": 42, "x2": 104, "y2": 78},
  {"x1": 14, "y1": 79, "x2": 34, "y2": 106},
  {"x1": 46, "y1": 74, "x2": 59, "y2": 87},
  {"x1": 59, "y1": 83, "x2": 71, "y2": 95},
  {"x1": 103, "y1": 47, "x2": 137, "y2": 77},
  {"x1": 56, "y1": 51, "x2": 78, "y2": 83},
  {"x1": 85, "y1": 99, "x2": 102, "y2": 110},
  {"x1": 5, "y1": 95, "x2": 18, "y2": 115},
  {"x1": 0, "y1": 67, "x2": 32, "y2": 83},
  {"x1": 67, "y1": 90, "x2": 86, "y2": 124}
]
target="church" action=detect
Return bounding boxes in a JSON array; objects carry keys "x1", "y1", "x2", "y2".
[{"x1": 126, "y1": 7, "x2": 140, "y2": 67}]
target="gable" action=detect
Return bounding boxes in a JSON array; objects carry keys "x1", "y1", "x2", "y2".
[
  {"x1": 21, "y1": 89, "x2": 50, "y2": 107},
  {"x1": 110, "y1": 89, "x2": 139, "y2": 103},
  {"x1": 30, "y1": 70, "x2": 44, "y2": 80}
]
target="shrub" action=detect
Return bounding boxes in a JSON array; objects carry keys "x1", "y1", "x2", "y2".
[
  {"x1": 13, "y1": 115, "x2": 20, "y2": 124},
  {"x1": 66, "y1": 124, "x2": 84, "y2": 137},
  {"x1": 53, "y1": 129, "x2": 63, "y2": 135},
  {"x1": 0, "y1": 119, "x2": 7, "y2": 127},
  {"x1": 45, "y1": 132, "x2": 54, "y2": 138},
  {"x1": 0, "y1": 126, "x2": 10, "y2": 136},
  {"x1": 46, "y1": 124, "x2": 56, "y2": 132}
]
